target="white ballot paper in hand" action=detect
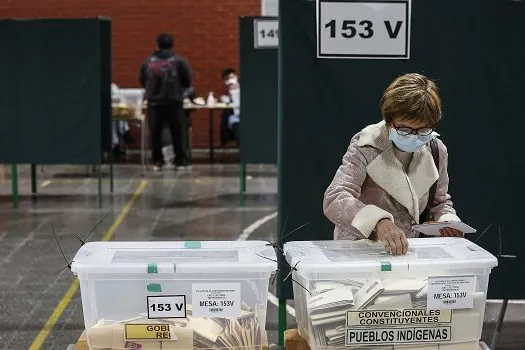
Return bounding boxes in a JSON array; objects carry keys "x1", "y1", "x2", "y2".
[{"x1": 412, "y1": 221, "x2": 477, "y2": 236}]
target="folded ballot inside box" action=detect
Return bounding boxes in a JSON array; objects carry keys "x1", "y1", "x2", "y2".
[
  {"x1": 71, "y1": 241, "x2": 277, "y2": 349},
  {"x1": 283, "y1": 238, "x2": 498, "y2": 350}
]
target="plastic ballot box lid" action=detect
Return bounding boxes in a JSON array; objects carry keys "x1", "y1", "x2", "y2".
[
  {"x1": 71, "y1": 240, "x2": 277, "y2": 278},
  {"x1": 283, "y1": 237, "x2": 498, "y2": 274}
]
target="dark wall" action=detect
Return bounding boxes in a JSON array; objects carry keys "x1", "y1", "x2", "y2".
[
  {"x1": 278, "y1": 0, "x2": 525, "y2": 299},
  {"x1": 239, "y1": 17, "x2": 278, "y2": 164},
  {"x1": 0, "y1": 18, "x2": 111, "y2": 164}
]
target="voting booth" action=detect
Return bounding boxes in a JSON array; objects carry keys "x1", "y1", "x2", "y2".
[
  {"x1": 284, "y1": 238, "x2": 498, "y2": 349},
  {"x1": 0, "y1": 18, "x2": 112, "y2": 207},
  {"x1": 0, "y1": 18, "x2": 111, "y2": 164},
  {"x1": 71, "y1": 241, "x2": 277, "y2": 349},
  {"x1": 239, "y1": 16, "x2": 278, "y2": 164},
  {"x1": 277, "y1": 0, "x2": 525, "y2": 307}
]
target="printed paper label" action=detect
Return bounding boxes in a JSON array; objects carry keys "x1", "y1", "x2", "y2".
[
  {"x1": 427, "y1": 276, "x2": 475, "y2": 309},
  {"x1": 147, "y1": 295, "x2": 187, "y2": 319},
  {"x1": 345, "y1": 326, "x2": 451, "y2": 346},
  {"x1": 125, "y1": 323, "x2": 175, "y2": 341},
  {"x1": 192, "y1": 283, "x2": 241, "y2": 317},
  {"x1": 346, "y1": 309, "x2": 452, "y2": 326}
]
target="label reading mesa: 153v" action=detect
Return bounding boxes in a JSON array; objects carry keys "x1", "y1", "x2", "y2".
[
  {"x1": 427, "y1": 276, "x2": 475, "y2": 310},
  {"x1": 192, "y1": 283, "x2": 241, "y2": 317}
]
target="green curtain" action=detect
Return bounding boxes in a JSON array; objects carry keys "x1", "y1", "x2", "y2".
[
  {"x1": 0, "y1": 18, "x2": 111, "y2": 164},
  {"x1": 239, "y1": 17, "x2": 278, "y2": 164}
]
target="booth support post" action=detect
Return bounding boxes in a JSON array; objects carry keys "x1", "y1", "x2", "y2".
[
  {"x1": 11, "y1": 164, "x2": 19, "y2": 209},
  {"x1": 240, "y1": 162, "x2": 246, "y2": 206},
  {"x1": 97, "y1": 165, "x2": 103, "y2": 208},
  {"x1": 109, "y1": 152, "x2": 114, "y2": 193},
  {"x1": 278, "y1": 298, "x2": 286, "y2": 348},
  {"x1": 31, "y1": 164, "x2": 37, "y2": 195}
]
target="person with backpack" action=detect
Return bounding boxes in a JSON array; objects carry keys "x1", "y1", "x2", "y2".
[
  {"x1": 139, "y1": 33, "x2": 192, "y2": 171},
  {"x1": 323, "y1": 73, "x2": 465, "y2": 255}
]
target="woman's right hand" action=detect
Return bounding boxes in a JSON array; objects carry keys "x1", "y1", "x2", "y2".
[{"x1": 375, "y1": 219, "x2": 409, "y2": 255}]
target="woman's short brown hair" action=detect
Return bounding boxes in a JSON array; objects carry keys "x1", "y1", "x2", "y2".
[{"x1": 380, "y1": 73, "x2": 442, "y2": 127}]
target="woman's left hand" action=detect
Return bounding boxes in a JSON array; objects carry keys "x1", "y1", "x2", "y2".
[{"x1": 440, "y1": 227, "x2": 464, "y2": 237}]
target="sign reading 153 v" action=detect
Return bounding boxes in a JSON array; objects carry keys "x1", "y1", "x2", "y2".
[{"x1": 317, "y1": 0, "x2": 411, "y2": 59}]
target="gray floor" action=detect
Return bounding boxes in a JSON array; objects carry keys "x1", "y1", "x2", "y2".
[{"x1": 0, "y1": 164, "x2": 522, "y2": 349}]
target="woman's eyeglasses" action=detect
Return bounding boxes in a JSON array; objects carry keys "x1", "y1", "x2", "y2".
[{"x1": 393, "y1": 124, "x2": 434, "y2": 136}]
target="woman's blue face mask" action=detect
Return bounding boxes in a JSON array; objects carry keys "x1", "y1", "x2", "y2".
[{"x1": 389, "y1": 128, "x2": 433, "y2": 153}]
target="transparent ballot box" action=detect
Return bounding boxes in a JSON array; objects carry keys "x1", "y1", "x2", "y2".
[
  {"x1": 283, "y1": 238, "x2": 498, "y2": 350},
  {"x1": 71, "y1": 241, "x2": 277, "y2": 349}
]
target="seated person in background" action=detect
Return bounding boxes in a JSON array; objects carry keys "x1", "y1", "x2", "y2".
[
  {"x1": 111, "y1": 83, "x2": 134, "y2": 158},
  {"x1": 323, "y1": 73, "x2": 463, "y2": 256},
  {"x1": 220, "y1": 68, "x2": 240, "y2": 146}
]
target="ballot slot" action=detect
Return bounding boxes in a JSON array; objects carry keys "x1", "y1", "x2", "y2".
[
  {"x1": 72, "y1": 241, "x2": 277, "y2": 350},
  {"x1": 112, "y1": 249, "x2": 240, "y2": 263},
  {"x1": 284, "y1": 238, "x2": 498, "y2": 350}
]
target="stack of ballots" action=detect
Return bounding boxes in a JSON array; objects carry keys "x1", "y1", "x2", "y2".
[
  {"x1": 284, "y1": 238, "x2": 498, "y2": 349},
  {"x1": 86, "y1": 303, "x2": 266, "y2": 349}
]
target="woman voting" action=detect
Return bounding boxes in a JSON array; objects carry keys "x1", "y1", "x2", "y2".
[{"x1": 324, "y1": 73, "x2": 465, "y2": 255}]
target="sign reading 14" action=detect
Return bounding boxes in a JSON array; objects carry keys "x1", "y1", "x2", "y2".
[
  {"x1": 259, "y1": 28, "x2": 278, "y2": 39},
  {"x1": 324, "y1": 19, "x2": 404, "y2": 39}
]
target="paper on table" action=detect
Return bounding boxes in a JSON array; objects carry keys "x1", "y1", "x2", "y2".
[{"x1": 412, "y1": 221, "x2": 476, "y2": 236}]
